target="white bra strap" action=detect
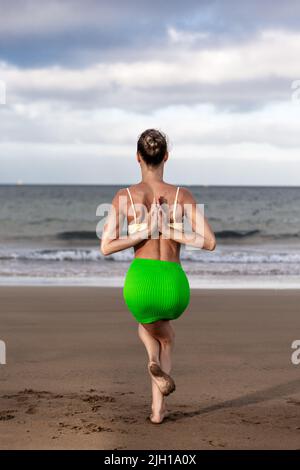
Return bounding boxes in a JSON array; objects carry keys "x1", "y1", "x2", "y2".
[
  {"x1": 126, "y1": 188, "x2": 137, "y2": 223},
  {"x1": 173, "y1": 186, "x2": 180, "y2": 222}
]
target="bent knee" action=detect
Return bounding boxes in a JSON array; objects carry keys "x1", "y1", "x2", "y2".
[{"x1": 160, "y1": 331, "x2": 175, "y2": 347}]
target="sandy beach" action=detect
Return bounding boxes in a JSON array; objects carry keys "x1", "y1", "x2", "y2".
[{"x1": 1, "y1": 286, "x2": 300, "y2": 450}]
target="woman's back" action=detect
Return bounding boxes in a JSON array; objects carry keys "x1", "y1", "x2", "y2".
[{"x1": 125, "y1": 182, "x2": 184, "y2": 263}]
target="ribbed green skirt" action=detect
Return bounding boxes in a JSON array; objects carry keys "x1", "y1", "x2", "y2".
[{"x1": 123, "y1": 257, "x2": 190, "y2": 324}]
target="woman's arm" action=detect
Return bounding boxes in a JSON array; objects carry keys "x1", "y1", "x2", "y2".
[
  {"x1": 100, "y1": 189, "x2": 159, "y2": 256},
  {"x1": 159, "y1": 187, "x2": 216, "y2": 251}
]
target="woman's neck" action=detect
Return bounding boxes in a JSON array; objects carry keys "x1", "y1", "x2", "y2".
[{"x1": 140, "y1": 164, "x2": 164, "y2": 184}]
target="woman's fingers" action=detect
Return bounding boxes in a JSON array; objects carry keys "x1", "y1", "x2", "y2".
[
  {"x1": 158, "y1": 206, "x2": 165, "y2": 232},
  {"x1": 147, "y1": 199, "x2": 159, "y2": 231}
]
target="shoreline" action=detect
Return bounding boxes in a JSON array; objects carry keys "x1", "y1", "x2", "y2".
[{"x1": 0, "y1": 276, "x2": 300, "y2": 289}]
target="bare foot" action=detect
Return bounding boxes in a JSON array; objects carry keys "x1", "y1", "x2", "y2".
[
  {"x1": 149, "y1": 404, "x2": 169, "y2": 424},
  {"x1": 147, "y1": 361, "x2": 176, "y2": 396}
]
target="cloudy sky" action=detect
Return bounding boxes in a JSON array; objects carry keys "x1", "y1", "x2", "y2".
[{"x1": 0, "y1": 0, "x2": 300, "y2": 185}]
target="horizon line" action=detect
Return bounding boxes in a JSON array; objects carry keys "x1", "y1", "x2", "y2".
[{"x1": 0, "y1": 183, "x2": 300, "y2": 188}]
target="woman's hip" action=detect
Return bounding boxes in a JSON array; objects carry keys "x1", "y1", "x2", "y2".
[
  {"x1": 123, "y1": 257, "x2": 189, "y2": 289},
  {"x1": 123, "y1": 257, "x2": 190, "y2": 322}
]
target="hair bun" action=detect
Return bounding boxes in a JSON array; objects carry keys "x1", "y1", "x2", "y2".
[
  {"x1": 147, "y1": 135, "x2": 158, "y2": 146},
  {"x1": 137, "y1": 129, "x2": 168, "y2": 166}
]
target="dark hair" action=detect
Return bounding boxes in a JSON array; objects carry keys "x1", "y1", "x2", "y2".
[{"x1": 137, "y1": 129, "x2": 168, "y2": 166}]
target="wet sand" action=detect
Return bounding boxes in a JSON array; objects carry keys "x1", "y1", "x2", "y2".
[{"x1": 0, "y1": 286, "x2": 300, "y2": 449}]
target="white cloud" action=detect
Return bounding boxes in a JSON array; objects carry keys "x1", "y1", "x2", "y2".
[
  {"x1": 1, "y1": 100, "x2": 300, "y2": 151},
  {"x1": 1, "y1": 28, "x2": 300, "y2": 97},
  {"x1": 1, "y1": 24, "x2": 300, "y2": 184},
  {"x1": 167, "y1": 27, "x2": 210, "y2": 45},
  {"x1": 1, "y1": 140, "x2": 300, "y2": 185}
]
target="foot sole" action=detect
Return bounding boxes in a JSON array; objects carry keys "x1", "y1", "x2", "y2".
[{"x1": 148, "y1": 362, "x2": 176, "y2": 396}]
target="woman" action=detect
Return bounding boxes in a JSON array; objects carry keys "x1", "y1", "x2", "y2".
[{"x1": 101, "y1": 129, "x2": 216, "y2": 424}]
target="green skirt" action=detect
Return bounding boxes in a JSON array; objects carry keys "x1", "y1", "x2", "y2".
[{"x1": 123, "y1": 257, "x2": 190, "y2": 324}]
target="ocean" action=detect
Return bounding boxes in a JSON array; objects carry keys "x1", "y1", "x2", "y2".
[{"x1": 0, "y1": 184, "x2": 299, "y2": 288}]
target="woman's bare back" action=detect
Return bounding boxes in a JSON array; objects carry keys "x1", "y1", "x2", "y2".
[{"x1": 126, "y1": 182, "x2": 184, "y2": 263}]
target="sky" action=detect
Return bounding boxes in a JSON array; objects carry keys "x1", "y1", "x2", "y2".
[{"x1": 0, "y1": 0, "x2": 300, "y2": 185}]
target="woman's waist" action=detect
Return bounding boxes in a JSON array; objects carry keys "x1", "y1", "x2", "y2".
[
  {"x1": 133, "y1": 256, "x2": 181, "y2": 266},
  {"x1": 133, "y1": 241, "x2": 181, "y2": 264}
]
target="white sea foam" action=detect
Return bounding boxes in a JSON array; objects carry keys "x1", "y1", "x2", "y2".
[{"x1": 1, "y1": 246, "x2": 300, "y2": 264}]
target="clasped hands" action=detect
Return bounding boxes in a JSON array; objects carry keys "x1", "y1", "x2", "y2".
[{"x1": 146, "y1": 196, "x2": 170, "y2": 237}]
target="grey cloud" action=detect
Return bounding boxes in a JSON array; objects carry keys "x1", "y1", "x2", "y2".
[
  {"x1": 0, "y1": 0, "x2": 201, "y2": 66},
  {"x1": 8, "y1": 77, "x2": 293, "y2": 114},
  {"x1": 1, "y1": 0, "x2": 300, "y2": 67}
]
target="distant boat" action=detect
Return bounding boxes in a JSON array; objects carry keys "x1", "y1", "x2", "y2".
[{"x1": 16, "y1": 179, "x2": 23, "y2": 185}]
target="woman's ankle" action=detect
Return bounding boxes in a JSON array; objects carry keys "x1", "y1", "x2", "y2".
[
  {"x1": 148, "y1": 359, "x2": 160, "y2": 366},
  {"x1": 151, "y1": 403, "x2": 165, "y2": 414}
]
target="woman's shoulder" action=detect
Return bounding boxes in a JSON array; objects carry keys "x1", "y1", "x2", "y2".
[
  {"x1": 177, "y1": 186, "x2": 196, "y2": 203},
  {"x1": 123, "y1": 183, "x2": 144, "y2": 192},
  {"x1": 115, "y1": 183, "x2": 195, "y2": 201},
  {"x1": 112, "y1": 185, "x2": 144, "y2": 204},
  {"x1": 110, "y1": 187, "x2": 131, "y2": 208}
]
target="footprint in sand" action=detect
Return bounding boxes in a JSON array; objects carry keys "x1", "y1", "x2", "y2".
[
  {"x1": 287, "y1": 399, "x2": 300, "y2": 406},
  {"x1": 82, "y1": 394, "x2": 116, "y2": 404},
  {"x1": 0, "y1": 411, "x2": 16, "y2": 421},
  {"x1": 208, "y1": 439, "x2": 227, "y2": 448},
  {"x1": 58, "y1": 421, "x2": 112, "y2": 434},
  {"x1": 25, "y1": 406, "x2": 37, "y2": 415}
]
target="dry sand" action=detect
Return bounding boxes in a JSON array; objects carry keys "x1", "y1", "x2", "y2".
[{"x1": 1, "y1": 286, "x2": 300, "y2": 450}]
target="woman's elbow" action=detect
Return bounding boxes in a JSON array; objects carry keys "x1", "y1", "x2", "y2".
[
  {"x1": 206, "y1": 236, "x2": 216, "y2": 251},
  {"x1": 100, "y1": 241, "x2": 111, "y2": 256}
]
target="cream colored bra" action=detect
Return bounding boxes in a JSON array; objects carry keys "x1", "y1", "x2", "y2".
[{"x1": 126, "y1": 186, "x2": 184, "y2": 235}]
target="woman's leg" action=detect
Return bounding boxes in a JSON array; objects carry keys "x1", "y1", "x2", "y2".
[
  {"x1": 138, "y1": 321, "x2": 176, "y2": 423},
  {"x1": 143, "y1": 320, "x2": 175, "y2": 375},
  {"x1": 138, "y1": 322, "x2": 160, "y2": 364},
  {"x1": 138, "y1": 324, "x2": 165, "y2": 422}
]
